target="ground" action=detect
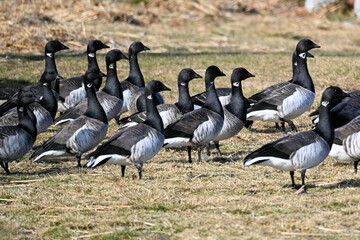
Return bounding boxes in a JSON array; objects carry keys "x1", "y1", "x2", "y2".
[{"x1": 1, "y1": 0, "x2": 360, "y2": 239}]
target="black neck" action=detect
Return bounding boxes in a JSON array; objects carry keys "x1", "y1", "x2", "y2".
[
  {"x1": 313, "y1": 105, "x2": 334, "y2": 146},
  {"x1": 102, "y1": 63, "x2": 123, "y2": 99},
  {"x1": 44, "y1": 53, "x2": 58, "y2": 74},
  {"x1": 40, "y1": 82, "x2": 58, "y2": 119},
  {"x1": 203, "y1": 83, "x2": 224, "y2": 117},
  {"x1": 292, "y1": 55, "x2": 314, "y2": 92},
  {"x1": 176, "y1": 82, "x2": 193, "y2": 114},
  {"x1": 126, "y1": 54, "x2": 145, "y2": 87},
  {"x1": 18, "y1": 105, "x2": 37, "y2": 140},
  {"x1": 87, "y1": 52, "x2": 103, "y2": 90},
  {"x1": 226, "y1": 82, "x2": 247, "y2": 122},
  {"x1": 84, "y1": 83, "x2": 108, "y2": 124},
  {"x1": 144, "y1": 92, "x2": 164, "y2": 133}
]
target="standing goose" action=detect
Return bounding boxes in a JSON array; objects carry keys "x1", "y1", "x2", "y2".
[
  {"x1": 0, "y1": 89, "x2": 39, "y2": 174},
  {"x1": 163, "y1": 66, "x2": 226, "y2": 163},
  {"x1": 118, "y1": 68, "x2": 202, "y2": 129},
  {"x1": 329, "y1": 114, "x2": 360, "y2": 173},
  {"x1": 246, "y1": 39, "x2": 320, "y2": 132},
  {"x1": 244, "y1": 86, "x2": 338, "y2": 191},
  {"x1": 0, "y1": 69, "x2": 59, "y2": 133},
  {"x1": 57, "y1": 40, "x2": 109, "y2": 112},
  {"x1": 209, "y1": 68, "x2": 255, "y2": 156},
  {"x1": 54, "y1": 49, "x2": 128, "y2": 125},
  {"x1": 0, "y1": 40, "x2": 68, "y2": 116},
  {"x1": 30, "y1": 69, "x2": 108, "y2": 167},
  {"x1": 86, "y1": 80, "x2": 171, "y2": 179}
]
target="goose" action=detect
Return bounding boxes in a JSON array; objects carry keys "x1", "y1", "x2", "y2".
[
  {"x1": 163, "y1": 66, "x2": 226, "y2": 163},
  {"x1": 209, "y1": 67, "x2": 255, "y2": 156},
  {"x1": 118, "y1": 68, "x2": 202, "y2": 129},
  {"x1": 127, "y1": 84, "x2": 166, "y2": 114},
  {"x1": 53, "y1": 49, "x2": 128, "y2": 125},
  {"x1": 244, "y1": 86, "x2": 338, "y2": 191},
  {"x1": 85, "y1": 80, "x2": 171, "y2": 179},
  {"x1": 57, "y1": 40, "x2": 109, "y2": 112},
  {"x1": 0, "y1": 89, "x2": 39, "y2": 174},
  {"x1": 329, "y1": 114, "x2": 360, "y2": 173},
  {"x1": 246, "y1": 39, "x2": 320, "y2": 132},
  {"x1": 113, "y1": 41, "x2": 150, "y2": 122},
  {"x1": 0, "y1": 68, "x2": 59, "y2": 133},
  {"x1": 30, "y1": 69, "x2": 108, "y2": 167},
  {"x1": 0, "y1": 40, "x2": 68, "y2": 116}
]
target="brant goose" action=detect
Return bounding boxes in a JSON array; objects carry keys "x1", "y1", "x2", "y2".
[
  {"x1": 118, "y1": 68, "x2": 202, "y2": 129},
  {"x1": 246, "y1": 39, "x2": 320, "y2": 132},
  {"x1": 209, "y1": 67, "x2": 255, "y2": 156},
  {"x1": 57, "y1": 40, "x2": 109, "y2": 112},
  {"x1": 0, "y1": 40, "x2": 68, "y2": 116},
  {"x1": 0, "y1": 69, "x2": 59, "y2": 133},
  {"x1": 244, "y1": 86, "x2": 337, "y2": 191},
  {"x1": 163, "y1": 66, "x2": 226, "y2": 163},
  {"x1": 0, "y1": 89, "x2": 39, "y2": 174},
  {"x1": 31, "y1": 69, "x2": 108, "y2": 167},
  {"x1": 54, "y1": 49, "x2": 128, "y2": 125},
  {"x1": 86, "y1": 80, "x2": 171, "y2": 179}
]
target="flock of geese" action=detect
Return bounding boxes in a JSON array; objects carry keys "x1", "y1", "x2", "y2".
[{"x1": 1, "y1": 38, "x2": 360, "y2": 191}]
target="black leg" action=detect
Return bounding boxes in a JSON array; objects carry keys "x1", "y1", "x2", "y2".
[
  {"x1": 0, "y1": 161, "x2": 10, "y2": 174},
  {"x1": 214, "y1": 141, "x2": 222, "y2": 156},
  {"x1": 244, "y1": 120, "x2": 253, "y2": 129},
  {"x1": 187, "y1": 146, "x2": 192, "y2": 163},
  {"x1": 115, "y1": 114, "x2": 121, "y2": 125},
  {"x1": 290, "y1": 171, "x2": 296, "y2": 188},
  {"x1": 207, "y1": 143, "x2": 211, "y2": 156},
  {"x1": 280, "y1": 121, "x2": 286, "y2": 134},
  {"x1": 76, "y1": 155, "x2": 82, "y2": 168},
  {"x1": 197, "y1": 146, "x2": 203, "y2": 162},
  {"x1": 275, "y1": 122, "x2": 280, "y2": 129},
  {"x1": 354, "y1": 160, "x2": 359, "y2": 174},
  {"x1": 287, "y1": 120, "x2": 298, "y2": 132},
  {"x1": 301, "y1": 170, "x2": 307, "y2": 192},
  {"x1": 137, "y1": 165, "x2": 142, "y2": 180},
  {"x1": 121, "y1": 165, "x2": 126, "y2": 177}
]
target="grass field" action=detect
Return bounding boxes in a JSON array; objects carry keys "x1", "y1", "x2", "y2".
[{"x1": 1, "y1": 8, "x2": 360, "y2": 239}]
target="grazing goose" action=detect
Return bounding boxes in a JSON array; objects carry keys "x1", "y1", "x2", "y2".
[
  {"x1": 57, "y1": 40, "x2": 109, "y2": 112},
  {"x1": 163, "y1": 66, "x2": 226, "y2": 163},
  {"x1": 0, "y1": 40, "x2": 68, "y2": 116},
  {"x1": 209, "y1": 68, "x2": 255, "y2": 156},
  {"x1": 114, "y1": 41, "x2": 150, "y2": 120},
  {"x1": 30, "y1": 69, "x2": 108, "y2": 167},
  {"x1": 329, "y1": 114, "x2": 360, "y2": 173},
  {"x1": 0, "y1": 69, "x2": 59, "y2": 133},
  {"x1": 246, "y1": 39, "x2": 320, "y2": 132},
  {"x1": 54, "y1": 49, "x2": 128, "y2": 125},
  {"x1": 0, "y1": 89, "x2": 39, "y2": 174},
  {"x1": 118, "y1": 68, "x2": 202, "y2": 129},
  {"x1": 244, "y1": 86, "x2": 337, "y2": 191},
  {"x1": 86, "y1": 80, "x2": 171, "y2": 179}
]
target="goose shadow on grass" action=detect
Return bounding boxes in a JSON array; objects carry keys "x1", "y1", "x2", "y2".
[{"x1": 321, "y1": 178, "x2": 360, "y2": 189}]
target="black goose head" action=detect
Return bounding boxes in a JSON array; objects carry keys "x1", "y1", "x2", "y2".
[
  {"x1": 16, "y1": 89, "x2": 40, "y2": 107},
  {"x1": 87, "y1": 40, "x2": 110, "y2": 53},
  {"x1": 84, "y1": 69, "x2": 107, "y2": 86},
  {"x1": 231, "y1": 67, "x2": 255, "y2": 86},
  {"x1": 178, "y1": 68, "x2": 202, "y2": 86},
  {"x1": 296, "y1": 39, "x2": 321, "y2": 59},
  {"x1": 205, "y1": 65, "x2": 226, "y2": 87},
  {"x1": 320, "y1": 86, "x2": 350, "y2": 108},
  {"x1": 128, "y1": 41, "x2": 150, "y2": 56},
  {"x1": 146, "y1": 80, "x2": 171, "y2": 96},
  {"x1": 45, "y1": 40, "x2": 69, "y2": 54},
  {"x1": 106, "y1": 49, "x2": 128, "y2": 66}
]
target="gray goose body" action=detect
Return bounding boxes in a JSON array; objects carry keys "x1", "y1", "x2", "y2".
[
  {"x1": 119, "y1": 68, "x2": 202, "y2": 129},
  {"x1": 0, "y1": 90, "x2": 38, "y2": 174},
  {"x1": 57, "y1": 40, "x2": 109, "y2": 112},
  {"x1": 127, "y1": 88, "x2": 165, "y2": 114},
  {"x1": 54, "y1": 49, "x2": 128, "y2": 125},
  {"x1": 246, "y1": 39, "x2": 320, "y2": 132},
  {"x1": 163, "y1": 66, "x2": 226, "y2": 162},
  {"x1": 244, "y1": 86, "x2": 337, "y2": 190},
  {"x1": 31, "y1": 69, "x2": 108, "y2": 167},
  {"x1": 86, "y1": 80, "x2": 171, "y2": 179}
]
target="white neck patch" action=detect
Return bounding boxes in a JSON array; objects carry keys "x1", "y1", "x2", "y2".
[
  {"x1": 46, "y1": 53, "x2": 53, "y2": 58},
  {"x1": 233, "y1": 82, "x2": 240, "y2": 87},
  {"x1": 43, "y1": 83, "x2": 48, "y2": 86},
  {"x1": 180, "y1": 82, "x2": 186, "y2": 87},
  {"x1": 294, "y1": 61, "x2": 298, "y2": 66},
  {"x1": 87, "y1": 83, "x2": 93, "y2": 88},
  {"x1": 19, "y1": 107, "x2": 24, "y2": 112},
  {"x1": 321, "y1": 101, "x2": 329, "y2": 107},
  {"x1": 210, "y1": 81, "x2": 214, "y2": 85},
  {"x1": 88, "y1": 53, "x2": 95, "y2": 58},
  {"x1": 109, "y1": 63, "x2": 115, "y2": 69},
  {"x1": 299, "y1": 52, "x2": 306, "y2": 59},
  {"x1": 39, "y1": 96, "x2": 44, "y2": 101},
  {"x1": 147, "y1": 95, "x2": 153, "y2": 100}
]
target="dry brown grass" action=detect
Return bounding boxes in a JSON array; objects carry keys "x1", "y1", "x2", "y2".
[{"x1": 1, "y1": 1, "x2": 360, "y2": 239}]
